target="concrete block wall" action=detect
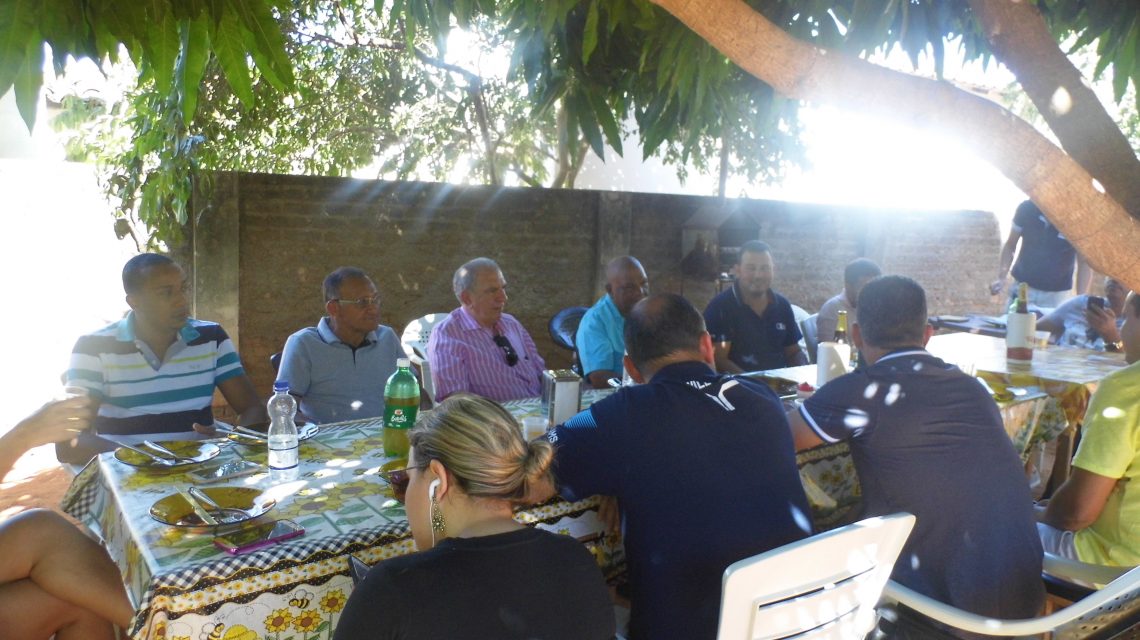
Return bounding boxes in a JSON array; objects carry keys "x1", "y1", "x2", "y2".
[{"x1": 193, "y1": 172, "x2": 1001, "y2": 396}]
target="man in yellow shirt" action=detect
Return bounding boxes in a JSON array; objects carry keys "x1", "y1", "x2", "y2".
[{"x1": 1040, "y1": 289, "x2": 1140, "y2": 565}]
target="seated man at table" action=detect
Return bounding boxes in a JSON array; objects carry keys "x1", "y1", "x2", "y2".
[
  {"x1": 1037, "y1": 277, "x2": 1130, "y2": 352},
  {"x1": 540, "y1": 293, "x2": 812, "y2": 640},
  {"x1": 789, "y1": 276, "x2": 1044, "y2": 625},
  {"x1": 816, "y1": 257, "x2": 881, "y2": 343},
  {"x1": 576, "y1": 256, "x2": 649, "y2": 388},
  {"x1": 428, "y1": 257, "x2": 545, "y2": 402},
  {"x1": 66, "y1": 253, "x2": 265, "y2": 440},
  {"x1": 278, "y1": 267, "x2": 403, "y2": 423},
  {"x1": 704, "y1": 240, "x2": 807, "y2": 373},
  {"x1": 1039, "y1": 291, "x2": 1140, "y2": 566}
]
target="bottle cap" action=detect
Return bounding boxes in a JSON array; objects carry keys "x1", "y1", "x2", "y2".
[
  {"x1": 273, "y1": 380, "x2": 289, "y2": 392},
  {"x1": 397, "y1": 358, "x2": 410, "y2": 368}
]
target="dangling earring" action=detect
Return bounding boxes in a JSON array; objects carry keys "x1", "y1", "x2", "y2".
[{"x1": 430, "y1": 495, "x2": 446, "y2": 547}]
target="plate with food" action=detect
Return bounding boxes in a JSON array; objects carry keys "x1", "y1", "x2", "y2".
[
  {"x1": 114, "y1": 441, "x2": 221, "y2": 469},
  {"x1": 750, "y1": 375, "x2": 801, "y2": 398},
  {"x1": 149, "y1": 486, "x2": 276, "y2": 530}
]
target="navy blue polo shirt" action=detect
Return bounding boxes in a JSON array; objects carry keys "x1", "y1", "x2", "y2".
[
  {"x1": 799, "y1": 349, "x2": 1044, "y2": 619},
  {"x1": 1011, "y1": 200, "x2": 1077, "y2": 292},
  {"x1": 550, "y1": 361, "x2": 812, "y2": 640},
  {"x1": 703, "y1": 283, "x2": 802, "y2": 371}
]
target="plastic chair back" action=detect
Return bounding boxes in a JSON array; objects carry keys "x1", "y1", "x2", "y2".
[
  {"x1": 801, "y1": 314, "x2": 819, "y2": 364},
  {"x1": 549, "y1": 306, "x2": 588, "y2": 351},
  {"x1": 716, "y1": 512, "x2": 915, "y2": 640},
  {"x1": 400, "y1": 313, "x2": 448, "y2": 405}
]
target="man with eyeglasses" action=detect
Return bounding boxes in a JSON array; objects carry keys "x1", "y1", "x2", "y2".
[
  {"x1": 576, "y1": 256, "x2": 649, "y2": 388},
  {"x1": 427, "y1": 257, "x2": 545, "y2": 402},
  {"x1": 278, "y1": 267, "x2": 404, "y2": 423},
  {"x1": 64, "y1": 253, "x2": 265, "y2": 447}
]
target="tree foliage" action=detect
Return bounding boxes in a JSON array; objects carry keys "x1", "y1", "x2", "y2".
[{"x1": 8, "y1": 0, "x2": 1140, "y2": 247}]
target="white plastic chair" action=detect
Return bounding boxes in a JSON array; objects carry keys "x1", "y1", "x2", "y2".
[
  {"x1": 791, "y1": 304, "x2": 812, "y2": 358},
  {"x1": 801, "y1": 313, "x2": 819, "y2": 364},
  {"x1": 400, "y1": 313, "x2": 448, "y2": 406},
  {"x1": 716, "y1": 512, "x2": 915, "y2": 640},
  {"x1": 881, "y1": 562, "x2": 1140, "y2": 639}
]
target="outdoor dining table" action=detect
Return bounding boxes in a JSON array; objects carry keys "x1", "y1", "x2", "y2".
[
  {"x1": 761, "y1": 332, "x2": 1128, "y2": 527},
  {"x1": 60, "y1": 389, "x2": 623, "y2": 640}
]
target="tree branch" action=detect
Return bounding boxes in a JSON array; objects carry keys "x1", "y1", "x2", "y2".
[{"x1": 650, "y1": 0, "x2": 1140, "y2": 290}]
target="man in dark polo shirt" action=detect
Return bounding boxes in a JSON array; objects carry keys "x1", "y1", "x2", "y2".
[
  {"x1": 541, "y1": 293, "x2": 812, "y2": 640},
  {"x1": 703, "y1": 240, "x2": 807, "y2": 373},
  {"x1": 789, "y1": 276, "x2": 1044, "y2": 629},
  {"x1": 990, "y1": 199, "x2": 1090, "y2": 308}
]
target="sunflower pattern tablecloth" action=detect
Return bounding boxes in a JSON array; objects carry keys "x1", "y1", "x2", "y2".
[{"x1": 62, "y1": 405, "x2": 620, "y2": 640}]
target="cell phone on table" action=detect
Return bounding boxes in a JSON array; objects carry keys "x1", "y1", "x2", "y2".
[
  {"x1": 188, "y1": 460, "x2": 262, "y2": 484},
  {"x1": 213, "y1": 519, "x2": 305, "y2": 555},
  {"x1": 1088, "y1": 296, "x2": 1107, "y2": 311}
]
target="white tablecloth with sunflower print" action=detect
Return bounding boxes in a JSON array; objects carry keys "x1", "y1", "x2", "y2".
[{"x1": 61, "y1": 392, "x2": 623, "y2": 640}]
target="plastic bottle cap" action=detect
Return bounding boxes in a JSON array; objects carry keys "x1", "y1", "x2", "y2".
[
  {"x1": 273, "y1": 380, "x2": 289, "y2": 392},
  {"x1": 397, "y1": 358, "x2": 410, "y2": 368}
]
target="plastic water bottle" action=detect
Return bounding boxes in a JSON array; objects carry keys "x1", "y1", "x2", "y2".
[
  {"x1": 267, "y1": 380, "x2": 299, "y2": 480},
  {"x1": 383, "y1": 359, "x2": 420, "y2": 458}
]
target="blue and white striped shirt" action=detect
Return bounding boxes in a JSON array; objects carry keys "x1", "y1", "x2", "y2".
[{"x1": 67, "y1": 313, "x2": 246, "y2": 435}]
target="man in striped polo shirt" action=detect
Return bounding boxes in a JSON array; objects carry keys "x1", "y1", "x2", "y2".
[{"x1": 65, "y1": 254, "x2": 265, "y2": 439}]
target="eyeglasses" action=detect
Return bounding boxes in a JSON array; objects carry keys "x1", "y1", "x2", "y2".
[
  {"x1": 493, "y1": 334, "x2": 519, "y2": 367},
  {"x1": 335, "y1": 296, "x2": 381, "y2": 307},
  {"x1": 380, "y1": 464, "x2": 424, "y2": 503}
]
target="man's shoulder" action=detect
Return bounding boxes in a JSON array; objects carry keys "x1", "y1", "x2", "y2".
[
  {"x1": 184, "y1": 319, "x2": 232, "y2": 345},
  {"x1": 73, "y1": 318, "x2": 130, "y2": 353},
  {"x1": 431, "y1": 309, "x2": 467, "y2": 337},
  {"x1": 818, "y1": 292, "x2": 845, "y2": 316}
]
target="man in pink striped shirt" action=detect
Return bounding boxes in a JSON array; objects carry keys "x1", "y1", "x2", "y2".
[{"x1": 427, "y1": 258, "x2": 546, "y2": 402}]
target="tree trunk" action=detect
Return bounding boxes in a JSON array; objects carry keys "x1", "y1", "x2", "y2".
[
  {"x1": 968, "y1": 0, "x2": 1140, "y2": 218},
  {"x1": 650, "y1": 0, "x2": 1140, "y2": 291}
]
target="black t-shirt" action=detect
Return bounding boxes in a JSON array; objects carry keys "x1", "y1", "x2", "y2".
[
  {"x1": 800, "y1": 350, "x2": 1044, "y2": 620},
  {"x1": 1010, "y1": 200, "x2": 1077, "y2": 292},
  {"x1": 334, "y1": 527, "x2": 615, "y2": 640},
  {"x1": 703, "y1": 284, "x2": 803, "y2": 371},
  {"x1": 551, "y1": 361, "x2": 812, "y2": 640}
]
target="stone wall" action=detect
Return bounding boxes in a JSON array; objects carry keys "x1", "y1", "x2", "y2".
[{"x1": 193, "y1": 172, "x2": 1002, "y2": 396}]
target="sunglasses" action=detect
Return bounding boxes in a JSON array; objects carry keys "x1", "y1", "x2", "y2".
[
  {"x1": 493, "y1": 334, "x2": 519, "y2": 367},
  {"x1": 381, "y1": 465, "x2": 422, "y2": 503}
]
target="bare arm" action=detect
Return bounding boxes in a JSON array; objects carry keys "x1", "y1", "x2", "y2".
[
  {"x1": 990, "y1": 229, "x2": 1022, "y2": 296},
  {"x1": 217, "y1": 374, "x2": 267, "y2": 426},
  {"x1": 0, "y1": 397, "x2": 95, "y2": 481},
  {"x1": 784, "y1": 344, "x2": 809, "y2": 367},
  {"x1": 586, "y1": 370, "x2": 619, "y2": 389},
  {"x1": 786, "y1": 407, "x2": 825, "y2": 452},
  {"x1": 1041, "y1": 467, "x2": 1118, "y2": 531},
  {"x1": 713, "y1": 341, "x2": 744, "y2": 374}
]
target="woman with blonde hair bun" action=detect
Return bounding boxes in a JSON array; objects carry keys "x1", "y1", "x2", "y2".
[{"x1": 335, "y1": 394, "x2": 615, "y2": 640}]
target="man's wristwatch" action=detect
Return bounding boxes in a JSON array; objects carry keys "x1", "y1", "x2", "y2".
[{"x1": 1106, "y1": 340, "x2": 1124, "y2": 352}]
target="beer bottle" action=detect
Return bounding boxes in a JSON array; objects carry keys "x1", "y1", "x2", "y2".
[
  {"x1": 834, "y1": 310, "x2": 849, "y2": 344},
  {"x1": 1015, "y1": 282, "x2": 1029, "y2": 314},
  {"x1": 382, "y1": 359, "x2": 420, "y2": 458}
]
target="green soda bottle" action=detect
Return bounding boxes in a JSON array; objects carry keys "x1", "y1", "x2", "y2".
[{"x1": 383, "y1": 358, "x2": 420, "y2": 457}]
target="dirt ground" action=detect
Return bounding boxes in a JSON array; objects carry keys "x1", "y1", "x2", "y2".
[{"x1": 0, "y1": 445, "x2": 74, "y2": 523}]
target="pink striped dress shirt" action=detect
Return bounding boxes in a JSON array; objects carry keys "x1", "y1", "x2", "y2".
[{"x1": 427, "y1": 307, "x2": 546, "y2": 402}]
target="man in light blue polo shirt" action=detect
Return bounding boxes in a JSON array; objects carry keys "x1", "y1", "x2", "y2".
[
  {"x1": 278, "y1": 267, "x2": 404, "y2": 423},
  {"x1": 575, "y1": 256, "x2": 649, "y2": 388}
]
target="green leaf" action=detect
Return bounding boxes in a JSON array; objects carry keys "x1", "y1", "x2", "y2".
[
  {"x1": 582, "y1": 0, "x2": 599, "y2": 66},
  {"x1": 572, "y1": 92, "x2": 604, "y2": 160},
  {"x1": 14, "y1": 33, "x2": 44, "y2": 132},
  {"x1": 588, "y1": 90, "x2": 622, "y2": 155},
  {"x1": 177, "y1": 15, "x2": 210, "y2": 125},
  {"x1": 0, "y1": 0, "x2": 35, "y2": 98},
  {"x1": 139, "y1": 8, "x2": 178, "y2": 95},
  {"x1": 232, "y1": 0, "x2": 294, "y2": 92},
  {"x1": 210, "y1": 8, "x2": 253, "y2": 105}
]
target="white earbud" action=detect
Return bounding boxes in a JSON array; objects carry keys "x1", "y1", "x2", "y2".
[{"x1": 428, "y1": 479, "x2": 440, "y2": 501}]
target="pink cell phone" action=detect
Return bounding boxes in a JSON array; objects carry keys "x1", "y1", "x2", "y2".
[{"x1": 213, "y1": 519, "x2": 304, "y2": 554}]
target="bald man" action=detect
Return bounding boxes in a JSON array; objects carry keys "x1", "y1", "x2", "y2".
[{"x1": 575, "y1": 256, "x2": 649, "y2": 388}]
